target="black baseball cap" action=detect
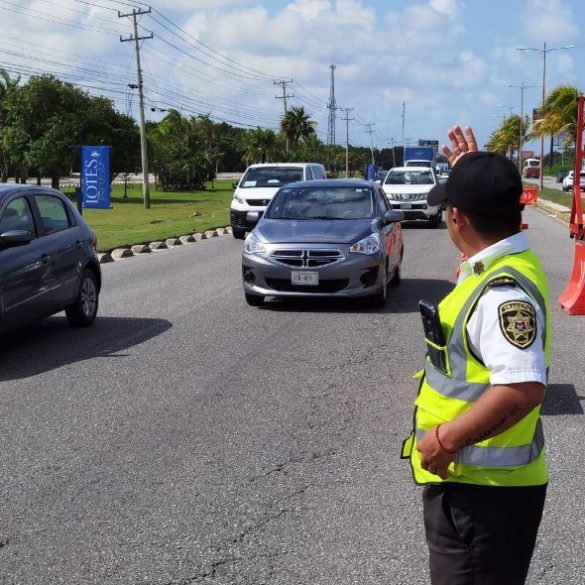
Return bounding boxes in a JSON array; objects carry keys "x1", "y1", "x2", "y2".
[{"x1": 428, "y1": 151, "x2": 523, "y2": 215}]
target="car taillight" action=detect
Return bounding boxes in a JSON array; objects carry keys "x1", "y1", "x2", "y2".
[{"x1": 91, "y1": 233, "x2": 97, "y2": 250}]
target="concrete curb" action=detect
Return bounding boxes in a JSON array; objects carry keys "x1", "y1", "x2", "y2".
[
  {"x1": 98, "y1": 252, "x2": 113, "y2": 264},
  {"x1": 111, "y1": 248, "x2": 133, "y2": 261},
  {"x1": 99, "y1": 226, "x2": 233, "y2": 260},
  {"x1": 534, "y1": 200, "x2": 570, "y2": 226},
  {"x1": 131, "y1": 244, "x2": 151, "y2": 254}
]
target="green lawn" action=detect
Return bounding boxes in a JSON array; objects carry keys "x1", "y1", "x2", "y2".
[
  {"x1": 62, "y1": 180, "x2": 233, "y2": 252},
  {"x1": 538, "y1": 186, "x2": 572, "y2": 208}
]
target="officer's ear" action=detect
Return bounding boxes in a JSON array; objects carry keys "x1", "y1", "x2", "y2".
[{"x1": 451, "y1": 207, "x2": 469, "y2": 229}]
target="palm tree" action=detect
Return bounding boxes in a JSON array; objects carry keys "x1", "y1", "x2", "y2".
[
  {"x1": 239, "y1": 128, "x2": 277, "y2": 164},
  {"x1": 280, "y1": 106, "x2": 316, "y2": 151},
  {"x1": 530, "y1": 85, "x2": 581, "y2": 148},
  {"x1": 486, "y1": 115, "x2": 529, "y2": 163}
]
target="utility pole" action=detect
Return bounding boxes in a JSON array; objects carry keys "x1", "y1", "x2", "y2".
[
  {"x1": 274, "y1": 79, "x2": 294, "y2": 152},
  {"x1": 505, "y1": 82, "x2": 536, "y2": 172},
  {"x1": 515, "y1": 42, "x2": 574, "y2": 188},
  {"x1": 387, "y1": 137, "x2": 398, "y2": 168},
  {"x1": 363, "y1": 123, "x2": 376, "y2": 164},
  {"x1": 339, "y1": 107, "x2": 354, "y2": 178},
  {"x1": 119, "y1": 8, "x2": 153, "y2": 209},
  {"x1": 327, "y1": 64, "x2": 337, "y2": 146},
  {"x1": 401, "y1": 101, "x2": 406, "y2": 147}
]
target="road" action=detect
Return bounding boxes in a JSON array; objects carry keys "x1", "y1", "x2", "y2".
[{"x1": 0, "y1": 208, "x2": 583, "y2": 584}]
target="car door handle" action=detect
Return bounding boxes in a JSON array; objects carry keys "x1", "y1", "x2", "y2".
[
  {"x1": 40, "y1": 253, "x2": 49, "y2": 264},
  {"x1": 75, "y1": 240, "x2": 82, "y2": 249}
]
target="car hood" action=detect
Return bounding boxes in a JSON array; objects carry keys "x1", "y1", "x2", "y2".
[{"x1": 255, "y1": 218, "x2": 378, "y2": 244}]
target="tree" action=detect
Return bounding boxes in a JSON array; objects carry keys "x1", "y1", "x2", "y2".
[
  {"x1": 0, "y1": 68, "x2": 20, "y2": 181},
  {"x1": 529, "y1": 85, "x2": 581, "y2": 149},
  {"x1": 238, "y1": 127, "x2": 278, "y2": 164},
  {"x1": 280, "y1": 106, "x2": 316, "y2": 151},
  {"x1": 485, "y1": 115, "x2": 529, "y2": 161}
]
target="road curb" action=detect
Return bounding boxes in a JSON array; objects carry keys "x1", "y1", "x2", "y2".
[
  {"x1": 111, "y1": 248, "x2": 133, "y2": 261},
  {"x1": 149, "y1": 241, "x2": 168, "y2": 251},
  {"x1": 131, "y1": 244, "x2": 151, "y2": 254}
]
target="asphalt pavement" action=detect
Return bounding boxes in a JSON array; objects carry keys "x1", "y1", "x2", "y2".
[{"x1": 0, "y1": 207, "x2": 583, "y2": 584}]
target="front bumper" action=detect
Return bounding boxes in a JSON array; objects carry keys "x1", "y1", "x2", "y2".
[
  {"x1": 242, "y1": 244, "x2": 385, "y2": 299},
  {"x1": 231, "y1": 209, "x2": 263, "y2": 231},
  {"x1": 388, "y1": 201, "x2": 439, "y2": 220}
]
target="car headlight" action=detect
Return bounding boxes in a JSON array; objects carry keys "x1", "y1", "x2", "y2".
[
  {"x1": 244, "y1": 231, "x2": 267, "y2": 255},
  {"x1": 349, "y1": 233, "x2": 380, "y2": 255},
  {"x1": 233, "y1": 193, "x2": 245, "y2": 205}
]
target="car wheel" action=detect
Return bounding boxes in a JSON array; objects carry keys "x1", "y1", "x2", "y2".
[
  {"x1": 245, "y1": 293, "x2": 264, "y2": 306},
  {"x1": 65, "y1": 269, "x2": 99, "y2": 327},
  {"x1": 429, "y1": 211, "x2": 441, "y2": 228},
  {"x1": 233, "y1": 228, "x2": 246, "y2": 240}
]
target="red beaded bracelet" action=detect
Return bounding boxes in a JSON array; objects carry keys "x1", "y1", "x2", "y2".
[{"x1": 435, "y1": 424, "x2": 457, "y2": 454}]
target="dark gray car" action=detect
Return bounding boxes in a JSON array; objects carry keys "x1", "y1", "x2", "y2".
[
  {"x1": 0, "y1": 184, "x2": 101, "y2": 331},
  {"x1": 242, "y1": 180, "x2": 404, "y2": 307}
]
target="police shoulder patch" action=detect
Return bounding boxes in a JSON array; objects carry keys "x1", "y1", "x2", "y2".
[{"x1": 498, "y1": 300, "x2": 537, "y2": 349}]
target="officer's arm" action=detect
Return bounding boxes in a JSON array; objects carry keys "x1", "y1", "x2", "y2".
[{"x1": 438, "y1": 381, "x2": 544, "y2": 451}]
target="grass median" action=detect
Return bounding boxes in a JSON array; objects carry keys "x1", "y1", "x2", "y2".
[{"x1": 63, "y1": 180, "x2": 233, "y2": 252}]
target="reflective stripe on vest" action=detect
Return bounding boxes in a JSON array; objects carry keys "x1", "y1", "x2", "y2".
[
  {"x1": 424, "y1": 265, "x2": 548, "y2": 403},
  {"x1": 415, "y1": 419, "x2": 544, "y2": 467}
]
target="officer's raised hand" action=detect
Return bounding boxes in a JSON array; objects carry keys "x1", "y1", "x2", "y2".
[{"x1": 442, "y1": 125, "x2": 478, "y2": 166}]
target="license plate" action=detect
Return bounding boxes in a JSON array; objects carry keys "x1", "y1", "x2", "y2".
[
  {"x1": 291, "y1": 271, "x2": 319, "y2": 286},
  {"x1": 402, "y1": 203, "x2": 412, "y2": 209}
]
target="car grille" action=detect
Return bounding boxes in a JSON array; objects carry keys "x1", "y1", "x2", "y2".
[
  {"x1": 265, "y1": 278, "x2": 349, "y2": 293},
  {"x1": 246, "y1": 199, "x2": 271, "y2": 206},
  {"x1": 386, "y1": 192, "x2": 429, "y2": 201},
  {"x1": 270, "y1": 249, "x2": 343, "y2": 268}
]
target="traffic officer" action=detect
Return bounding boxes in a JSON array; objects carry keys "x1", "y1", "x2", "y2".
[{"x1": 401, "y1": 126, "x2": 550, "y2": 585}]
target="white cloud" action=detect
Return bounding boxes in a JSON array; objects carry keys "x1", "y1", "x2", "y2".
[{"x1": 520, "y1": 0, "x2": 578, "y2": 43}]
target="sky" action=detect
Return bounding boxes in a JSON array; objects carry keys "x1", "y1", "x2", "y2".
[{"x1": 0, "y1": 0, "x2": 583, "y2": 154}]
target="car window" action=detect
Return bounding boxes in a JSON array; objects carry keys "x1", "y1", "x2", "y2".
[
  {"x1": 306, "y1": 166, "x2": 314, "y2": 180},
  {"x1": 266, "y1": 186, "x2": 375, "y2": 220},
  {"x1": 385, "y1": 170, "x2": 434, "y2": 185},
  {"x1": 0, "y1": 196, "x2": 36, "y2": 235},
  {"x1": 35, "y1": 195, "x2": 73, "y2": 234},
  {"x1": 239, "y1": 166, "x2": 304, "y2": 188}
]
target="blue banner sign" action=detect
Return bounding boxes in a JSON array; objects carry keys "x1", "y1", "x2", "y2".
[
  {"x1": 366, "y1": 163, "x2": 377, "y2": 181},
  {"x1": 81, "y1": 146, "x2": 111, "y2": 209}
]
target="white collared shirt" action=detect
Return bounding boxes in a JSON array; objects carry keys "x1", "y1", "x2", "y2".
[{"x1": 458, "y1": 232, "x2": 547, "y2": 386}]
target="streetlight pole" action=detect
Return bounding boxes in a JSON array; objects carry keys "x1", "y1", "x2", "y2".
[
  {"x1": 515, "y1": 42, "x2": 574, "y2": 188},
  {"x1": 387, "y1": 137, "x2": 397, "y2": 168},
  {"x1": 505, "y1": 83, "x2": 536, "y2": 172}
]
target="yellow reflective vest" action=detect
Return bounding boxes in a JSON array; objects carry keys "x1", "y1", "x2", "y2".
[{"x1": 402, "y1": 249, "x2": 550, "y2": 486}]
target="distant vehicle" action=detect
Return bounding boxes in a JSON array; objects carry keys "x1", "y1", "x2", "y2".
[
  {"x1": 562, "y1": 170, "x2": 585, "y2": 192},
  {"x1": 404, "y1": 146, "x2": 436, "y2": 168},
  {"x1": 242, "y1": 179, "x2": 404, "y2": 308},
  {"x1": 230, "y1": 162, "x2": 327, "y2": 239},
  {"x1": 0, "y1": 184, "x2": 101, "y2": 332},
  {"x1": 522, "y1": 158, "x2": 541, "y2": 179},
  {"x1": 374, "y1": 170, "x2": 389, "y2": 184},
  {"x1": 556, "y1": 170, "x2": 569, "y2": 183},
  {"x1": 382, "y1": 166, "x2": 442, "y2": 227}
]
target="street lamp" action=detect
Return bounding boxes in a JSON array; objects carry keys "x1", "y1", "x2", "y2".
[
  {"x1": 515, "y1": 42, "x2": 575, "y2": 187},
  {"x1": 505, "y1": 82, "x2": 536, "y2": 172}
]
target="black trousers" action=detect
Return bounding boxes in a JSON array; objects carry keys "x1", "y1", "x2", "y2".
[{"x1": 422, "y1": 482, "x2": 547, "y2": 585}]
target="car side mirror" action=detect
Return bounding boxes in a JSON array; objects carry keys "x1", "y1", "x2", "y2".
[
  {"x1": 384, "y1": 210, "x2": 404, "y2": 224},
  {"x1": 232, "y1": 180, "x2": 239, "y2": 190},
  {"x1": 0, "y1": 229, "x2": 33, "y2": 245},
  {"x1": 246, "y1": 211, "x2": 261, "y2": 224}
]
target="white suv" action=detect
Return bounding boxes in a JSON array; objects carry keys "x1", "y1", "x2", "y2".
[
  {"x1": 381, "y1": 166, "x2": 441, "y2": 227},
  {"x1": 230, "y1": 162, "x2": 327, "y2": 239}
]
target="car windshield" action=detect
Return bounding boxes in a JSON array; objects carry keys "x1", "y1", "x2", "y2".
[
  {"x1": 265, "y1": 186, "x2": 375, "y2": 220},
  {"x1": 239, "y1": 166, "x2": 304, "y2": 188},
  {"x1": 385, "y1": 170, "x2": 434, "y2": 185}
]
